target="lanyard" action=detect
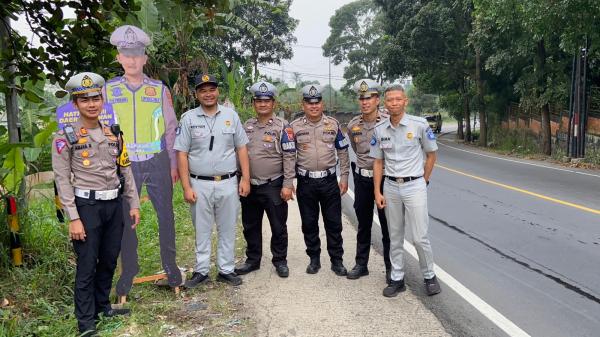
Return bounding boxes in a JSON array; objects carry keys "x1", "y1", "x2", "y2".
[{"x1": 202, "y1": 115, "x2": 217, "y2": 151}]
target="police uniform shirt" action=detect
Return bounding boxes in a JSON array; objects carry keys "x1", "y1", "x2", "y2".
[
  {"x1": 291, "y1": 115, "x2": 350, "y2": 180},
  {"x1": 52, "y1": 121, "x2": 140, "y2": 220},
  {"x1": 174, "y1": 105, "x2": 249, "y2": 176},
  {"x1": 244, "y1": 117, "x2": 296, "y2": 187},
  {"x1": 347, "y1": 112, "x2": 388, "y2": 169},
  {"x1": 369, "y1": 114, "x2": 437, "y2": 177}
]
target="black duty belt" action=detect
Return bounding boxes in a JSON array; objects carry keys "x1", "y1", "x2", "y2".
[
  {"x1": 190, "y1": 172, "x2": 237, "y2": 181},
  {"x1": 251, "y1": 175, "x2": 283, "y2": 187},
  {"x1": 386, "y1": 176, "x2": 423, "y2": 183}
]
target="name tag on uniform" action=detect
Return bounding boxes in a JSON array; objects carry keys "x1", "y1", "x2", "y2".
[{"x1": 193, "y1": 130, "x2": 209, "y2": 138}]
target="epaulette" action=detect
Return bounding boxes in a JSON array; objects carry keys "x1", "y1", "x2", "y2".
[
  {"x1": 180, "y1": 108, "x2": 196, "y2": 119},
  {"x1": 407, "y1": 114, "x2": 428, "y2": 125},
  {"x1": 324, "y1": 115, "x2": 339, "y2": 125},
  {"x1": 272, "y1": 116, "x2": 286, "y2": 126},
  {"x1": 290, "y1": 117, "x2": 304, "y2": 125},
  {"x1": 106, "y1": 77, "x2": 123, "y2": 85},
  {"x1": 145, "y1": 78, "x2": 163, "y2": 87},
  {"x1": 348, "y1": 114, "x2": 361, "y2": 126},
  {"x1": 374, "y1": 118, "x2": 388, "y2": 129}
]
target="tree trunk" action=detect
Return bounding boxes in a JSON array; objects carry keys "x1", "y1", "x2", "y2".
[
  {"x1": 252, "y1": 55, "x2": 259, "y2": 79},
  {"x1": 461, "y1": 78, "x2": 471, "y2": 142},
  {"x1": 475, "y1": 48, "x2": 487, "y2": 146},
  {"x1": 537, "y1": 39, "x2": 552, "y2": 155},
  {"x1": 457, "y1": 118, "x2": 464, "y2": 140}
]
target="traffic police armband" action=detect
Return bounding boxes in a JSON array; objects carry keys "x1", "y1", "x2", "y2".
[
  {"x1": 335, "y1": 128, "x2": 349, "y2": 149},
  {"x1": 118, "y1": 143, "x2": 131, "y2": 167},
  {"x1": 281, "y1": 126, "x2": 296, "y2": 152}
]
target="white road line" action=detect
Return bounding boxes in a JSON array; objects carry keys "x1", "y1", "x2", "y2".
[
  {"x1": 437, "y1": 141, "x2": 600, "y2": 178},
  {"x1": 344, "y1": 188, "x2": 531, "y2": 337}
]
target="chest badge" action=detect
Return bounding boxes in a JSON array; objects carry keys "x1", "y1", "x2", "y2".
[
  {"x1": 407, "y1": 132, "x2": 414, "y2": 140},
  {"x1": 225, "y1": 120, "x2": 231, "y2": 127},
  {"x1": 82, "y1": 159, "x2": 90, "y2": 166},
  {"x1": 81, "y1": 150, "x2": 89, "y2": 158},
  {"x1": 78, "y1": 137, "x2": 87, "y2": 144},
  {"x1": 80, "y1": 127, "x2": 88, "y2": 136},
  {"x1": 351, "y1": 126, "x2": 361, "y2": 132},
  {"x1": 144, "y1": 87, "x2": 157, "y2": 96}
]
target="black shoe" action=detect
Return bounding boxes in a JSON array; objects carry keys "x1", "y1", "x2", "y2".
[
  {"x1": 383, "y1": 279, "x2": 406, "y2": 297},
  {"x1": 185, "y1": 272, "x2": 209, "y2": 289},
  {"x1": 331, "y1": 263, "x2": 348, "y2": 276},
  {"x1": 234, "y1": 262, "x2": 260, "y2": 275},
  {"x1": 425, "y1": 276, "x2": 441, "y2": 296},
  {"x1": 217, "y1": 272, "x2": 243, "y2": 286},
  {"x1": 104, "y1": 308, "x2": 130, "y2": 317},
  {"x1": 386, "y1": 269, "x2": 391, "y2": 285},
  {"x1": 275, "y1": 264, "x2": 289, "y2": 278},
  {"x1": 306, "y1": 258, "x2": 321, "y2": 274},
  {"x1": 346, "y1": 265, "x2": 369, "y2": 280}
]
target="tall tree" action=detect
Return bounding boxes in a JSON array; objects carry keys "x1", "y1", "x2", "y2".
[
  {"x1": 376, "y1": 0, "x2": 475, "y2": 141},
  {"x1": 219, "y1": 0, "x2": 298, "y2": 77},
  {"x1": 323, "y1": 0, "x2": 387, "y2": 89}
]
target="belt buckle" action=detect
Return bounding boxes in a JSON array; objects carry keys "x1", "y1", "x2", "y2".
[{"x1": 214, "y1": 175, "x2": 222, "y2": 181}]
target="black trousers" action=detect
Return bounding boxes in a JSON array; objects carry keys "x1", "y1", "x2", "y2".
[
  {"x1": 118, "y1": 150, "x2": 181, "y2": 296},
  {"x1": 296, "y1": 174, "x2": 344, "y2": 264},
  {"x1": 352, "y1": 170, "x2": 391, "y2": 269},
  {"x1": 72, "y1": 196, "x2": 124, "y2": 332},
  {"x1": 240, "y1": 177, "x2": 288, "y2": 266}
]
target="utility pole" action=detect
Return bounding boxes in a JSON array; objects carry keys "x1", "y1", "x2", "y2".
[
  {"x1": 328, "y1": 55, "x2": 332, "y2": 112},
  {"x1": 0, "y1": 17, "x2": 21, "y2": 144}
]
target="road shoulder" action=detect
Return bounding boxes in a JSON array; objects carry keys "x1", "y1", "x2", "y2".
[{"x1": 237, "y1": 198, "x2": 450, "y2": 337}]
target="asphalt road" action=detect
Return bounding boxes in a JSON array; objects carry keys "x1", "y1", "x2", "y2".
[{"x1": 341, "y1": 131, "x2": 600, "y2": 337}]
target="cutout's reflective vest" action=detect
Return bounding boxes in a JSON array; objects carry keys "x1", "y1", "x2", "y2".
[{"x1": 105, "y1": 77, "x2": 165, "y2": 157}]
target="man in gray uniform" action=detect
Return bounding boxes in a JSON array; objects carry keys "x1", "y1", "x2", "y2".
[
  {"x1": 291, "y1": 84, "x2": 350, "y2": 276},
  {"x1": 235, "y1": 81, "x2": 296, "y2": 278},
  {"x1": 346, "y1": 79, "x2": 391, "y2": 282},
  {"x1": 370, "y1": 84, "x2": 441, "y2": 297},
  {"x1": 175, "y1": 74, "x2": 251, "y2": 287}
]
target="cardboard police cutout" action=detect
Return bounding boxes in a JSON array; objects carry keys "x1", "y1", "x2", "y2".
[{"x1": 107, "y1": 25, "x2": 183, "y2": 297}]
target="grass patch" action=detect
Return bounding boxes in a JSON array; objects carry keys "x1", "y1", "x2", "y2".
[
  {"x1": 0, "y1": 184, "x2": 252, "y2": 336},
  {"x1": 487, "y1": 127, "x2": 541, "y2": 156}
]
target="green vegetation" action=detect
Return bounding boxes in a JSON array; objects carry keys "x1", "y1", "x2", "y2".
[
  {"x1": 330, "y1": 0, "x2": 600, "y2": 155},
  {"x1": 0, "y1": 185, "x2": 252, "y2": 336}
]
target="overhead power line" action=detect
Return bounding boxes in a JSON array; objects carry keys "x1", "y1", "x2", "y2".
[{"x1": 258, "y1": 65, "x2": 345, "y2": 80}]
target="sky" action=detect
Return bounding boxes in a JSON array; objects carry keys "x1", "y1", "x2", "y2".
[
  {"x1": 259, "y1": 0, "x2": 355, "y2": 89},
  {"x1": 11, "y1": 1, "x2": 353, "y2": 88}
]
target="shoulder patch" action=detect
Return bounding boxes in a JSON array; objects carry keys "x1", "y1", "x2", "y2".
[
  {"x1": 370, "y1": 134, "x2": 377, "y2": 146},
  {"x1": 55, "y1": 138, "x2": 67, "y2": 154},
  {"x1": 426, "y1": 127, "x2": 436, "y2": 140}
]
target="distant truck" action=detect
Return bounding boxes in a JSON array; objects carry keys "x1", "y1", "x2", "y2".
[{"x1": 425, "y1": 113, "x2": 442, "y2": 133}]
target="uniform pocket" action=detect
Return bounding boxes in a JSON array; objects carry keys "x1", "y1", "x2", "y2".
[{"x1": 297, "y1": 135, "x2": 311, "y2": 144}]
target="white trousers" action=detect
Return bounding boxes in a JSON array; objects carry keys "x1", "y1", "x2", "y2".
[
  {"x1": 383, "y1": 177, "x2": 435, "y2": 281},
  {"x1": 190, "y1": 177, "x2": 239, "y2": 274}
]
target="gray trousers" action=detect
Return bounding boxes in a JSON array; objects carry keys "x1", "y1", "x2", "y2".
[
  {"x1": 190, "y1": 176, "x2": 239, "y2": 275},
  {"x1": 383, "y1": 177, "x2": 435, "y2": 281},
  {"x1": 116, "y1": 150, "x2": 182, "y2": 296}
]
